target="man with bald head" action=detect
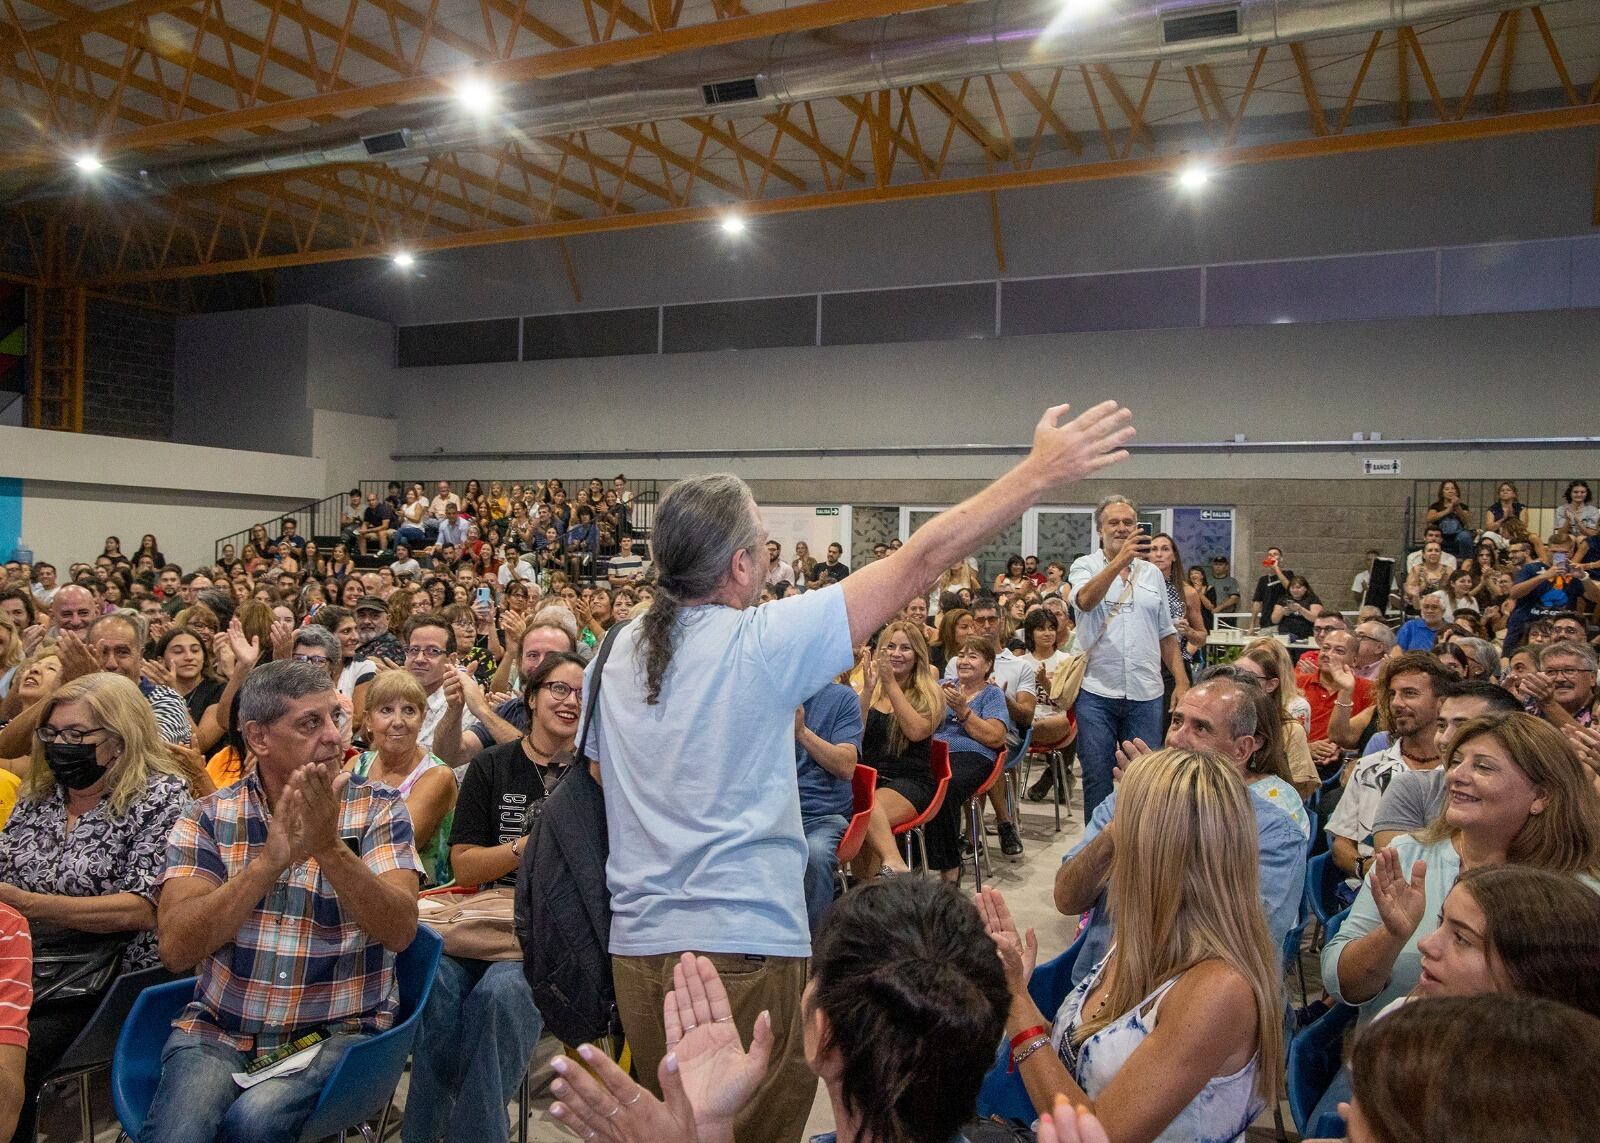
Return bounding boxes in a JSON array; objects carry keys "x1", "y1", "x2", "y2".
[
  {"x1": 50, "y1": 584, "x2": 98, "y2": 638},
  {"x1": 1052, "y1": 675, "x2": 1306, "y2": 985}
]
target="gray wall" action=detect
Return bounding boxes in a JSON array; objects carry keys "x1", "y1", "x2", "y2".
[
  {"x1": 389, "y1": 308, "x2": 1600, "y2": 470},
  {"x1": 175, "y1": 306, "x2": 312, "y2": 456},
  {"x1": 275, "y1": 131, "x2": 1598, "y2": 325}
]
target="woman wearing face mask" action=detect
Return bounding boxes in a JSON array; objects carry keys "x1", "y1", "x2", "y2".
[
  {"x1": 1323, "y1": 712, "x2": 1600, "y2": 1028},
  {"x1": 405, "y1": 654, "x2": 587, "y2": 1143},
  {"x1": 0, "y1": 673, "x2": 191, "y2": 1142},
  {"x1": 347, "y1": 670, "x2": 457, "y2": 887},
  {"x1": 854, "y1": 622, "x2": 945, "y2": 879}
]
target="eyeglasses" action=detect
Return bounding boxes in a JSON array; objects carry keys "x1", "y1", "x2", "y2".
[
  {"x1": 1543, "y1": 666, "x2": 1594, "y2": 678},
  {"x1": 292, "y1": 654, "x2": 330, "y2": 666},
  {"x1": 37, "y1": 725, "x2": 107, "y2": 745},
  {"x1": 405, "y1": 646, "x2": 448, "y2": 660},
  {"x1": 539, "y1": 681, "x2": 580, "y2": 700}
]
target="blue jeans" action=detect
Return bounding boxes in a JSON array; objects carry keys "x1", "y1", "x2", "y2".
[
  {"x1": 396, "y1": 524, "x2": 428, "y2": 549},
  {"x1": 401, "y1": 957, "x2": 543, "y2": 1143},
  {"x1": 139, "y1": 1027, "x2": 367, "y2": 1143},
  {"x1": 801, "y1": 813, "x2": 848, "y2": 938},
  {"x1": 1074, "y1": 690, "x2": 1166, "y2": 820}
]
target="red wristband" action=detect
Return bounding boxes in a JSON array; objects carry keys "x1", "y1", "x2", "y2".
[{"x1": 1008, "y1": 1025, "x2": 1048, "y2": 1054}]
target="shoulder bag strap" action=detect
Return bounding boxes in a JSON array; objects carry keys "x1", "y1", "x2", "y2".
[{"x1": 576, "y1": 619, "x2": 630, "y2": 768}]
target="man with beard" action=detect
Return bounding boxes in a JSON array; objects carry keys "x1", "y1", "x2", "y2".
[
  {"x1": 1325, "y1": 653, "x2": 1452, "y2": 888},
  {"x1": 352, "y1": 596, "x2": 404, "y2": 663}
]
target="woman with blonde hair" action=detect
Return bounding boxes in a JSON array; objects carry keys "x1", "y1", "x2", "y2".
[
  {"x1": 855, "y1": 620, "x2": 946, "y2": 878},
  {"x1": 1325, "y1": 712, "x2": 1600, "y2": 1026},
  {"x1": 347, "y1": 670, "x2": 456, "y2": 886},
  {"x1": 1235, "y1": 640, "x2": 1318, "y2": 797},
  {"x1": 981, "y1": 748, "x2": 1284, "y2": 1141},
  {"x1": 0, "y1": 673, "x2": 192, "y2": 1142}
]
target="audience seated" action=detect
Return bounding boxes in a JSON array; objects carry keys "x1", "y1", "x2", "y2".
[
  {"x1": 5, "y1": 450, "x2": 1600, "y2": 1141},
  {"x1": 929, "y1": 639, "x2": 1011, "y2": 879},
  {"x1": 1325, "y1": 654, "x2": 1452, "y2": 887},
  {"x1": 997, "y1": 749, "x2": 1283, "y2": 1140},
  {"x1": 145, "y1": 660, "x2": 420, "y2": 1143},
  {"x1": 0, "y1": 673, "x2": 191, "y2": 1141},
  {"x1": 1323, "y1": 712, "x2": 1600, "y2": 1027},
  {"x1": 853, "y1": 621, "x2": 944, "y2": 879},
  {"x1": 1055, "y1": 677, "x2": 1305, "y2": 988},
  {"x1": 1343, "y1": 995, "x2": 1600, "y2": 1142}
]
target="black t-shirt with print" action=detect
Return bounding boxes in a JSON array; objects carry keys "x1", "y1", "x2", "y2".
[{"x1": 449, "y1": 739, "x2": 564, "y2": 887}]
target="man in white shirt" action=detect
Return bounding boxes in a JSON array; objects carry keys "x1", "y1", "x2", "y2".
[
  {"x1": 397, "y1": 614, "x2": 481, "y2": 763},
  {"x1": 428, "y1": 480, "x2": 461, "y2": 521},
  {"x1": 586, "y1": 401, "x2": 1134, "y2": 1141},
  {"x1": 1325, "y1": 652, "x2": 1449, "y2": 888},
  {"x1": 29, "y1": 563, "x2": 58, "y2": 608},
  {"x1": 763, "y1": 540, "x2": 794, "y2": 587},
  {"x1": 1067, "y1": 495, "x2": 1188, "y2": 818}
]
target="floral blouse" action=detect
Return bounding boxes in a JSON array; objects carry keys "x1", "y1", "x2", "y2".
[{"x1": 0, "y1": 772, "x2": 191, "y2": 969}]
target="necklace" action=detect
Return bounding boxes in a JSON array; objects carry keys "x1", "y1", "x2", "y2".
[{"x1": 522, "y1": 734, "x2": 567, "y2": 796}]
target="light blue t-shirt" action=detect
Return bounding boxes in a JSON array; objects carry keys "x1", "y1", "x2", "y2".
[
  {"x1": 797, "y1": 683, "x2": 865, "y2": 820},
  {"x1": 586, "y1": 587, "x2": 855, "y2": 959},
  {"x1": 1063, "y1": 784, "x2": 1307, "y2": 986}
]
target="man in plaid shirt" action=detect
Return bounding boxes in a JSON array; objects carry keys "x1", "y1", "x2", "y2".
[{"x1": 143, "y1": 660, "x2": 421, "y2": 1143}]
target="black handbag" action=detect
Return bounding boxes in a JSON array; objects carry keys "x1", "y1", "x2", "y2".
[{"x1": 29, "y1": 920, "x2": 131, "y2": 1006}]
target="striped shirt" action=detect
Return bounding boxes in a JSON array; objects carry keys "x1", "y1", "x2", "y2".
[
  {"x1": 160, "y1": 771, "x2": 422, "y2": 1052},
  {"x1": 139, "y1": 680, "x2": 195, "y2": 745},
  {"x1": 0, "y1": 905, "x2": 30, "y2": 1048}
]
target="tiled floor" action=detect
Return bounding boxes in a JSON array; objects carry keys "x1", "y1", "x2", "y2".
[{"x1": 41, "y1": 775, "x2": 1315, "y2": 1141}]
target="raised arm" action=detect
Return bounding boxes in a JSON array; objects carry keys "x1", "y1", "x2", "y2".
[{"x1": 841, "y1": 403, "x2": 1133, "y2": 643}]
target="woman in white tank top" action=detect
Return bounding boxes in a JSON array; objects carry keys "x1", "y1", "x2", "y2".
[{"x1": 980, "y1": 748, "x2": 1284, "y2": 1143}]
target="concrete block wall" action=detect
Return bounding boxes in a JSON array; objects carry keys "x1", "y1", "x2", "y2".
[{"x1": 84, "y1": 298, "x2": 175, "y2": 440}]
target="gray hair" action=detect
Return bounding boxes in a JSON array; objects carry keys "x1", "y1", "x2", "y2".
[
  {"x1": 1456, "y1": 637, "x2": 1502, "y2": 678},
  {"x1": 529, "y1": 604, "x2": 579, "y2": 645},
  {"x1": 292, "y1": 624, "x2": 341, "y2": 663},
  {"x1": 1541, "y1": 640, "x2": 1598, "y2": 671},
  {"x1": 1192, "y1": 673, "x2": 1260, "y2": 740},
  {"x1": 1357, "y1": 621, "x2": 1396, "y2": 650},
  {"x1": 239, "y1": 659, "x2": 336, "y2": 726},
  {"x1": 638, "y1": 473, "x2": 759, "y2": 704},
  {"x1": 1094, "y1": 494, "x2": 1138, "y2": 528},
  {"x1": 91, "y1": 608, "x2": 147, "y2": 647}
]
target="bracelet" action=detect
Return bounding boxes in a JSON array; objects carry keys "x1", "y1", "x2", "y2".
[
  {"x1": 1008, "y1": 1037, "x2": 1051, "y2": 1073},
  {"x1": 1008, "y1": 1024, "x2": 1048, "y2": 1053},
  {"x1": 1334, "y1": 700, "x2": 1353, "y2": 708}
]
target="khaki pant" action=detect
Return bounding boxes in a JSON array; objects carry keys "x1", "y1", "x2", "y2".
[{"x1": 612, "y1": 952, "x2": 815, "y2": 1143}]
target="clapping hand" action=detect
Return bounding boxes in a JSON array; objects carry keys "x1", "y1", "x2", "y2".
[
  {"x1": 1564, "y1": 725, "x2": 1600, "y2": 780},
  {"x1": 663, "y1": 954, "x2": 773, "y2": 1128},
  {"x1": 1369, "y1": 847, "x2": 1428, "y2": 940},
  {"x1": 1113, "y1": 737, "x2": 1152, "y2": 774},
  {"x1": 289, "y1": 762, "x2": 349, "y2": 861},
  {"x1": 56, "y1": 633, "x2": 99, "y2": 683},
  {"x1": 223, "y1": 619, "x2": 261, "y2": 676},
  {"x1": 140, "y1": 658, "x2": 178, "y2": 691},
  {"x1": 975, "y1": 887, "x2": 1037, "y2": 995}
]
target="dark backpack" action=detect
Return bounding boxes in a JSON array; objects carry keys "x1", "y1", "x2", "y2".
[{"x1": 515, "y1": 622, "x2": 626, "y2": 1047}]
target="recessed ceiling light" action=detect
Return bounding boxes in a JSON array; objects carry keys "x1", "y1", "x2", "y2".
[
  {"x1": 1177, "y1": 160, "x2": 1211, "y2": 191},
  {"x1": 73, "y1": 153, "x2": 102, "y2": 174},
  {"x1": 392, "y1": 251, "x2": 416, "y2": 268},
  {"x1": 720, "y1": 214, "x2": 747, "y2": 235},
  {"x1": 456, "y1": 75, "x2": 497, "y2": 114}
]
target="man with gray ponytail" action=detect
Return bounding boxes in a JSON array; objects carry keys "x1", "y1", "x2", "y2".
[{"x1": 587, "y1": 401, "x2": 1134, "y2": 1141}]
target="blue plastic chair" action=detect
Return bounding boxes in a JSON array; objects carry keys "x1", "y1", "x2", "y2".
[
  {"x1": 1325, "y1": 905, "x2": 1352, "y2": 945},
  {"x1": 1306, "y1": 851, "x2": 1345, "y2": 928},
  {"x1": 114, "y1": 926, "x2": 444, "y2": 1142},
  {"x1": 1286, "y1": 1001, "x2": 1359, "y2": 1134},
  {"x1": 975, "y1": 926, "x2": 1089, "y2": 1122}
]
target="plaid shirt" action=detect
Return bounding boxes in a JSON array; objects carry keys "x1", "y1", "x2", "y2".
[{"x1": 160, "y1": 771, "x2": 421, "y2": 1052}]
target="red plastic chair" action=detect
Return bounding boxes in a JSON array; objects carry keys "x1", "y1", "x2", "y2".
[
  {"x1": 1024, "y1": 713, "x2": 1077, "y2": 834},
  {"x1": 966, "y1": 750, "x2": 1007, "y2": 889},
  {"x1": 833, "y1": 764, "x2": 878, "y2": 895},
  {"x1": 892, "y1": 740, "x2": 952, "y2": 873},
  {"x1": 836, "y1": 764, "x2": 878, "y2": 864}
]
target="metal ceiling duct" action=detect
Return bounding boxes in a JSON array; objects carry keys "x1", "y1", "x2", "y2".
[{"x1": 139, "y1": 0, "x2": 1521, "y2": 192}]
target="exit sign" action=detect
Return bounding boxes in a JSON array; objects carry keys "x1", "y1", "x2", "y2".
[{"x1": 816, "y1": 507, "x2": 840, "y2": 516}]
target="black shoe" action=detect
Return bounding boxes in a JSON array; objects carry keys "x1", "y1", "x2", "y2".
[
  {"x1": 1026, "y1": 773, "x2": 1055, "y2": 802},
  {"x1": 1294, "y1": 998, "x2": 1331, "y2": 1030},
  {"x1": 998, "y1": 822, "x2": 1024, "y2": 857}
]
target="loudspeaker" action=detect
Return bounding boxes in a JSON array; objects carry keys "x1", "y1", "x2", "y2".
[{"x1": 1364, "y1": 558, "x2": 1395, "y2": 612}]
